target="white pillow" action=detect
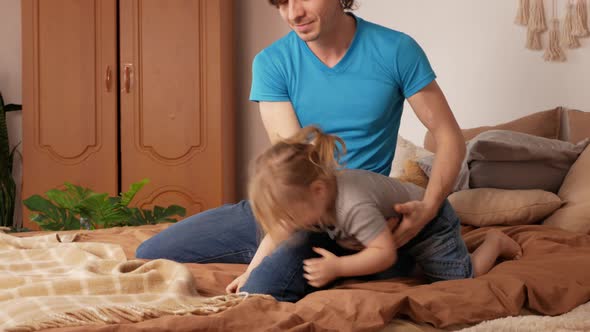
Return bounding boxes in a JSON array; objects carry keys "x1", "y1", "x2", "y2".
[{"x1": 390, "y1": 135, "x2": 433, "y2": 178}]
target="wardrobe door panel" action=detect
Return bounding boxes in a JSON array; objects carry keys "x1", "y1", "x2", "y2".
[
  {"x1": 22, "y1": 0, "x2": 118, "y2": 229},
  {"x1": 119, "y1": 0, "x2": 235, "y2": 217}
]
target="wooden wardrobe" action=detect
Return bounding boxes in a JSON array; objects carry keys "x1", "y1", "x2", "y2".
[{"x1": 21, "y1": 0, "x2": 235, "y2": 230}]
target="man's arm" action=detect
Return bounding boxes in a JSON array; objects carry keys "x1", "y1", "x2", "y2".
[
  {"x1": 391, "y1": 80, "x2": 464, "y2": 247},
  {"x1": 259, "y1": 101, "x2": 302, "y2": 144},
  {"x1": 407, "y1": 80, "x2": 465, "y2": 209}
]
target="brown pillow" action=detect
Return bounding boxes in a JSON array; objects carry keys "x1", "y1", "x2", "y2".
[
  {"x1": 469, "y1": 161, "x2": 567, "y2": 193},
  {"x1": 467, "y1": 130, "x2": 588, "y2": 163},
  {"x1": 543, "y1": 146, "x2": 590, "y2": 233},
  {"x1": 563, "y1": 109, "x2": 590, "y2": 144},
  {"x1": 466, "y1": 130, "x2": 589, "y2": 192},
  {"x1": 424, "y1": 107, "x2": 563, "y2": 152},
  {"x1": 449, "y1": 188, "x2": 563, "y2": 227}
]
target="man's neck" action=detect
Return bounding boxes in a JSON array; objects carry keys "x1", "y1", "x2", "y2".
[{"x1": 307, "y1": 13, "x2": 356, "y2": 68}]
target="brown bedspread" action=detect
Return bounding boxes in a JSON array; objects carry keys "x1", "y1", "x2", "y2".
[{"x1": 17, "y1": 222, "x2": 590, "y2": 332}]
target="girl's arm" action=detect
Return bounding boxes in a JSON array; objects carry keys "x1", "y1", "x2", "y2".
[
  {"x1": 245, "y1": 234, "x2": 275, "y2": 274},
  {"x1": 336, "y1": 228, "x2": 397, "y2": 277},
  {"x1": 245, "y1": 226, "x2": 292, "y2": 274},
  {"x1": 303, "y1": 227, "x2": 397, "y2": 288},
  {"x1": 227, "y1": 230, "x2": 292, "y2": 294}
]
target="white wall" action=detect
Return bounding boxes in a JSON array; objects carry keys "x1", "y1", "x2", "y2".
[
  {"x1": 0, "y1": 0, "x2": 23, "y2": 227},
  {"x1": 235, "y1": 1, "x2": 290, "y2": 198},
  {"x1": 354, "y1": 0, "x2": 590, "y2": 145}
]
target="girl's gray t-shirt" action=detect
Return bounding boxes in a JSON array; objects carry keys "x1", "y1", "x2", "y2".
[{"x1": 324, "y1": 169, "x2": 425, "y2": 250}]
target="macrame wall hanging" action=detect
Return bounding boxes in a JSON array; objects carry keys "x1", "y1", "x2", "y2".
[{"x1": 515, "y1": 0, "x2": 589, "y2": 62}]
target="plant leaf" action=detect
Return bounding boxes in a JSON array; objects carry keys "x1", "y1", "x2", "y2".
[
  {"x1": 119, "y1": 179, "x2": 149, "y2": 207},
  {"x1": 23, "y1": 195, "x2": 69, "y2": 230},
  {"x1": 23, "y1": 195, "x2": 57, "y2": 213},
  {"x1": 126, "y1": 205, "x2": 185, "y2": 225},
  {"x1": 81, "y1": 193, "x2": 127, "y2": 228}
]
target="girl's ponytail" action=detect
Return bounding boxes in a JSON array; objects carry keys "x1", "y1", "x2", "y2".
[{"x1": 284, "y1": 125, "x2": 346, "y2": 174}]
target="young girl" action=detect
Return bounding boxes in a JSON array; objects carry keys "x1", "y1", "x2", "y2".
[{"x1": 226, "y1": 126, "x2": 522, "y2": 301}]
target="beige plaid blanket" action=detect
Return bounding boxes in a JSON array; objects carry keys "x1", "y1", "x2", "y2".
[{"x1": 0, "y1": 229, "x2": 248, "y2": 331}]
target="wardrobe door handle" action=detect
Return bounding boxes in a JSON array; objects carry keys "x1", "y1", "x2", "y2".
[
  {"x1": 122, "y1": 64, "x2": 133, "y2": 93},
  {"x1": 105, "y1": 66, "x2": 112, "y2": 92}
]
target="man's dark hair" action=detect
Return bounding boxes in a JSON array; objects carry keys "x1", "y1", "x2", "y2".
[{"x1": 268, "y1": 0, "x2": 356, "y2": 11}]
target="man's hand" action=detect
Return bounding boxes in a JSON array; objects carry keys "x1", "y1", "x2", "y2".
[
  {"x1": 386, "y1": 216, "x2": 401, "y2": 233},
  {"x1": 392, "y1": 200, "x2": 438, "y2": 248},
  {"x1": 303, "y1": 248, "x2": 341, "y2": 288}
]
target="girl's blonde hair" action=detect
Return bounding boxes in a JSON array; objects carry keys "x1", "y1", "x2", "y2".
[{"x1": 248, "y1": 126, "x2": 346, "y2": 237}]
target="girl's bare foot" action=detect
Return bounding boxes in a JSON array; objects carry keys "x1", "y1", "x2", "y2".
[{"x1": 486, "y1": 229, "x2": 523, "y2": 260}]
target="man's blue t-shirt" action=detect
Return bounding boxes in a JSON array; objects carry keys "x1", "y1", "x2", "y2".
[{"x1": 249, "y1": 15, "x2": 436, "y2": 176}]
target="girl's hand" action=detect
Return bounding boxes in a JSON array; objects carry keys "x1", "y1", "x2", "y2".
[
  {"x1": 225, "y1": 272, "x2": 250, "y2": 294},
  {"x1": 303, "y1": 247, "x2": 341, "y2": 288}
]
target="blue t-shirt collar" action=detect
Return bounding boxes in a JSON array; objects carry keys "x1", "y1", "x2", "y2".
[{"x1": 297, "y1": 13, "x2": 363, "y2": 74}]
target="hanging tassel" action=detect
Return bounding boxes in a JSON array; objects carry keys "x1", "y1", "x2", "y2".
[
  {"x1": 544, "y1": 19, "x2": 566, "y2": 61},
  {"x1": 529, "y1": 0, "x2": 548, "y2": 32},
  {"x1": 526, "y1": 0, "x2": 546, "y2": 50},
  {"x1": 515, "y1": 0, "x2": 531, "y2": 25},
  {"x1": 563, "y1": 1, "x2": 581, "y2": 48},
  {"x1": 527, "y1": 26, "x2": 544, "y2": 49},
  {"x1": 572, "y1": 0, "x2": 590, "y2": 36},
  {"x1": 544, "y1": 0, "x2": 566, "y2": 61}
]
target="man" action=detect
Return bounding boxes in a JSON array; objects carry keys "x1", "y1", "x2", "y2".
[
  {"x1": 136, "y1": 0, "x2": 465, "y2": 302},
  {"x1": 253, "y1": 0, "x2": 465, "y2": 248}
]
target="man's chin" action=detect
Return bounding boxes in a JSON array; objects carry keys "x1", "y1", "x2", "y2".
[{"x1": 294, "y1": 31, "x2": 319, "y2": 42}]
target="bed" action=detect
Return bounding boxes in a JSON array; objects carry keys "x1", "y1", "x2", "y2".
[{"x1": 3, "y1": 107, "x2": 590, "y2": 332}]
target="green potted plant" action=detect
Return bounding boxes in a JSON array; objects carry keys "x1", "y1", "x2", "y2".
[
  {"x1": 0, "y1": 92, "x2": 22, "y2": 231},
  {"x1": 23, "y1": 179, "x2": 186, "y2": 231}
]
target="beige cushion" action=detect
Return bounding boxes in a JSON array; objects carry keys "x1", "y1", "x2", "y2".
[
  {"x1": 424, "y1": 107, "x2": 563, "y2": 152},
  {"x1": 449, "y1": 188, "x2": 563, "y2": 227},
  {"x1": 389, "y1": 135, "x2": 432, "y2": 178},
  {"x1": 563, "y1": 109, "x2": 590, "y2": 144},
  {"x1": 543, "y1": 146, "x2": 590, "y2": 233}
]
